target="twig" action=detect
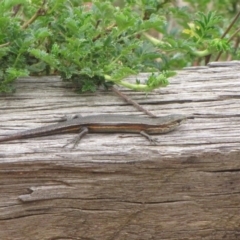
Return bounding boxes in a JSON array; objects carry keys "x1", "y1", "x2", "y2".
[
  {"x1": 0, "y1": 42, "x2": 10, "y2": 48},
  {"x1": 212, "y1": 9, "x2": 240, "y2": 62},
  {"x1": 111, "y1": 86, "x2": 157, "y2": 118},
  {"x1": 21, "y1": 0, "x2": 47, "y2": 29}
]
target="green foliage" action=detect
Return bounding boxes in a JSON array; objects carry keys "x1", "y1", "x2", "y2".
[
  {"x1": 0, "y1": 0, "x2": 239, "y2": 93},
  {"x1": 0, "y1": 0, "x2": 172, "y2": 93},
  {"x1": 180, "y1": 11, "x2": 231, "y2": 57}
]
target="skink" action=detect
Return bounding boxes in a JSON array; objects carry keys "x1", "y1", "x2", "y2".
[{"x1": 0, "y1": 114, "x2": 188, "y2": 144}]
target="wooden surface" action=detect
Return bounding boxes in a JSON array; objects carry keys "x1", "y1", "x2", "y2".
[{"x1": 1, "y1": 61, "x2": 240, "y2": 239}]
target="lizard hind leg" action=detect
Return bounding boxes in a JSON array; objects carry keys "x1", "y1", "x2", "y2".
[{"x1": 140, "y1": 131, "x2": 159, "y2": 145}]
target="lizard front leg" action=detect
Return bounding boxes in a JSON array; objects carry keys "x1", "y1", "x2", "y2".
[{"x1": 63, "y1": 127, "x2": 89, "y2": 148}]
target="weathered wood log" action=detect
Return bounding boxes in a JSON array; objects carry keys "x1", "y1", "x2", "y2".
[{"x1": 0, "y1": 61, "x2": 240, "y2": 240}]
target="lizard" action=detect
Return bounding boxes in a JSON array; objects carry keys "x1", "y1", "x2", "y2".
[{"x1": 0, "y1": 114, "x2": 189, "y2": 145}]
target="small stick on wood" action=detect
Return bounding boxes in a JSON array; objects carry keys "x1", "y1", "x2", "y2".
[{"x1": 111, "y1": 86, "x2": 157, "y2": 118}]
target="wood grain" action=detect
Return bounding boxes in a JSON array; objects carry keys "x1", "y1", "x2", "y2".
[{"x1": 0, "y1": 61, "x2": 240, "y2": 240}]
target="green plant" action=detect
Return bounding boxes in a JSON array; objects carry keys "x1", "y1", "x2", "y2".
[
  {"x1": 0, "y1": 0, "x2": 173, "y2": 93},
  {"x1": 0, "y1": 0, "x2": 239, "y2": 93}
]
